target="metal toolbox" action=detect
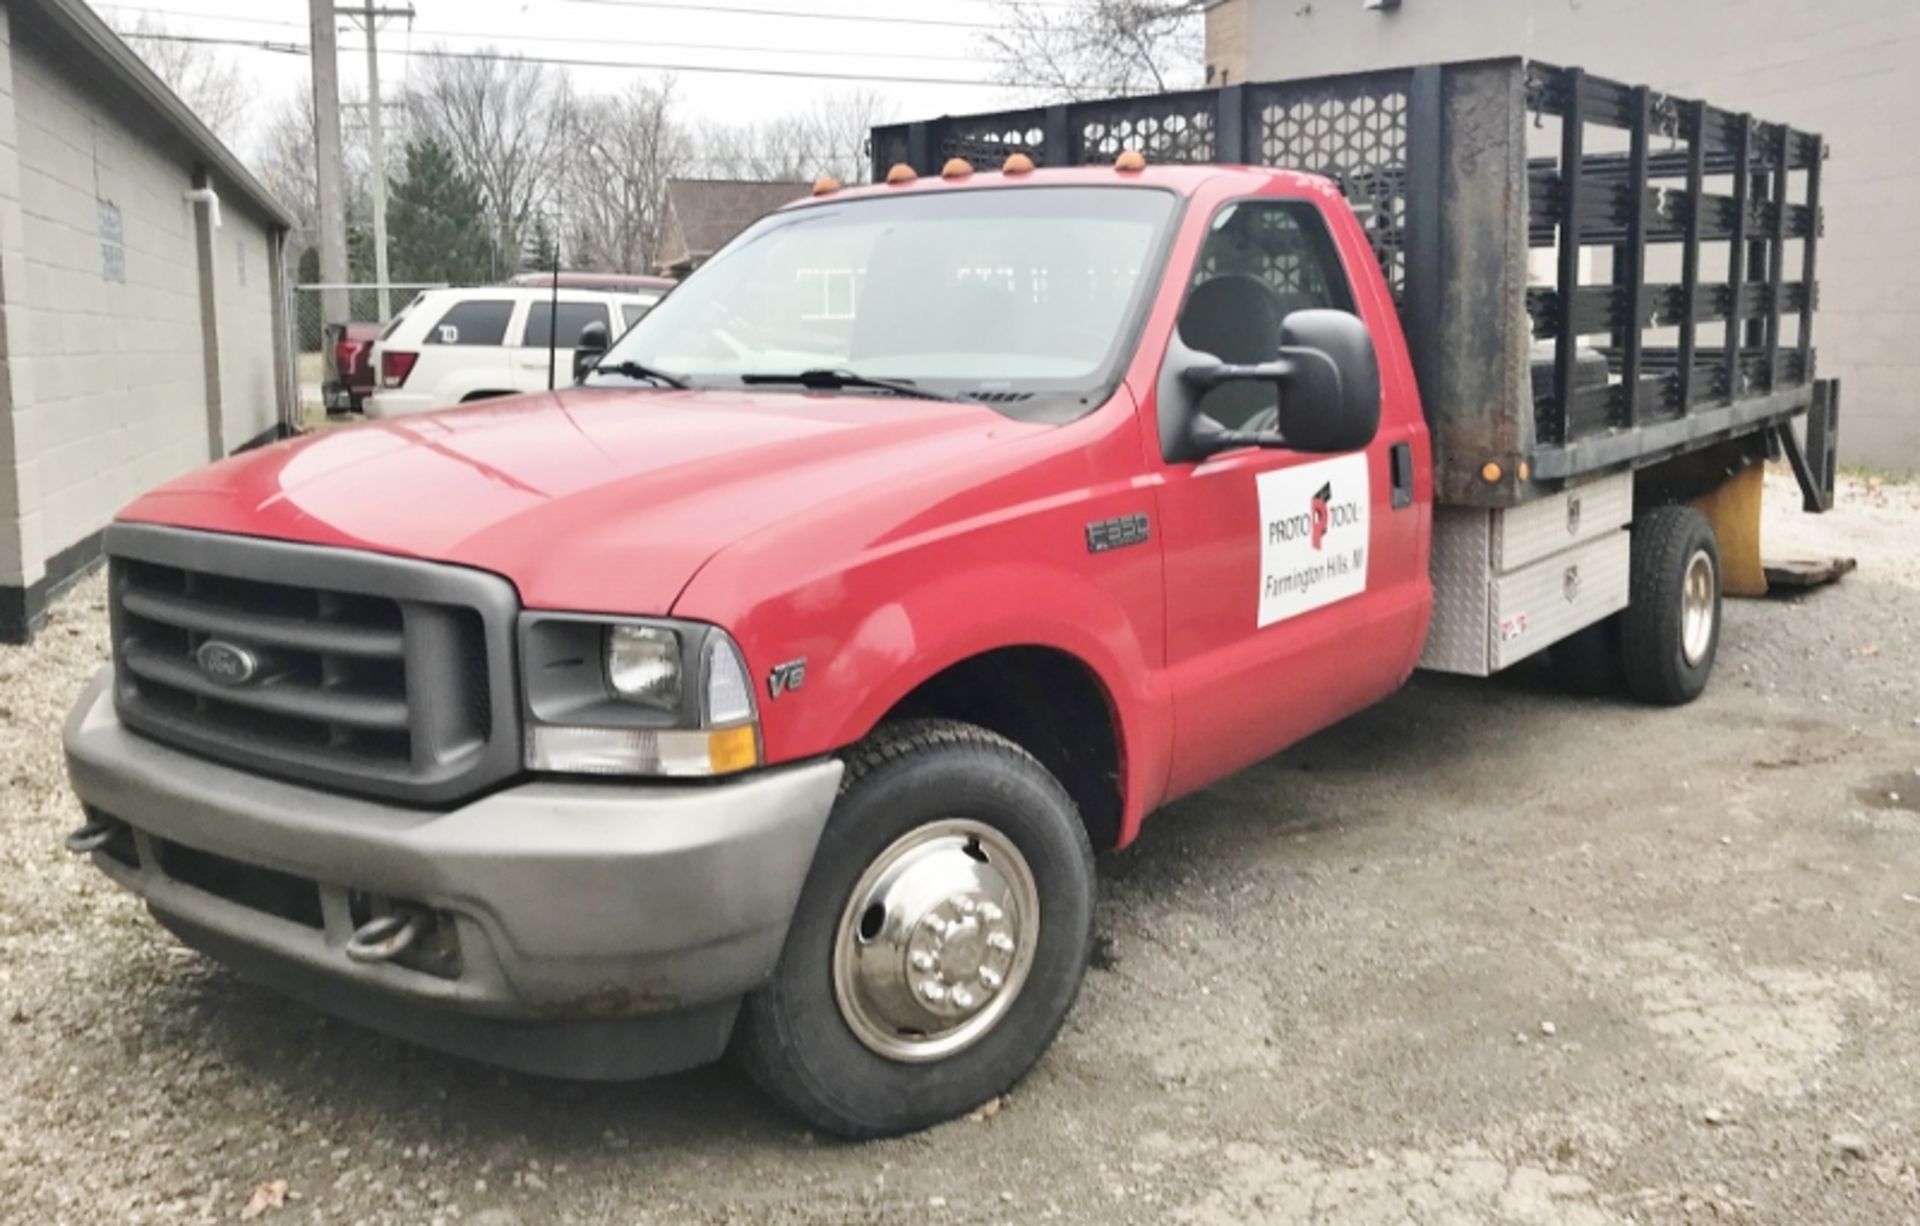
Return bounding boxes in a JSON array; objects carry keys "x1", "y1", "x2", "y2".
[{"x1": 1421, "y1": 472, "x2": 1633, "y2": 676}]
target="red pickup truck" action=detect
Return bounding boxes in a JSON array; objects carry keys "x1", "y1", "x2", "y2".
[
  {"x1": 64, "y1": 60, "x2": 1837, "y2": 1137},
  {"x1": 321, "y1": 321, "x2": 379, "y2": 416}
]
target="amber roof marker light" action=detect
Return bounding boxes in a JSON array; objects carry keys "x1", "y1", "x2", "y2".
[
  {"x1": 812, "y1": 176, "x2": 841, "y2": 196},
  {"x1": 1114, "y1": 149, "x2": 1147, "y2": 172},
  {"x1": 1002, "y1": 152, "x2": 1035, "y2": 175},
  {"x1": 885, "y1": 163, "x2": 917, "y2": 185},
  {"x1": 941, "y1": 157, "x2": 975, "y2": 179}
]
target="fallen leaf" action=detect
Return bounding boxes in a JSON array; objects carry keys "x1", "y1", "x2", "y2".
[
  {"x1": 1853, "y1": 643, "x2": 1880, "y2": 657},
  {"x1": 965, "y1": 1095, "x2": 1007, "y2": 1122},
  {"x1": 241, "y1": 1180, "x2": 289, "y2": 1221}
]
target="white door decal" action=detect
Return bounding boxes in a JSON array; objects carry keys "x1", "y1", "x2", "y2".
[{"x1": 1256, "y1": 453, "x2": 1371, "y2": 627}]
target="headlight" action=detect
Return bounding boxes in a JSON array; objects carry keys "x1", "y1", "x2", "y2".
[
  {"x1": 520, "y1": 614, "x2": 761, "y2": 778},
  {"x1": 605, "y1": 625, "x2": 681, "y2": 710}
]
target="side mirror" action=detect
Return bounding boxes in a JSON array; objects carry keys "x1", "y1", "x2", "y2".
[
  {"x1": 1174, "y1": 309, "x2": 1382, "y2": 458},
  {"x1": 572, "y1": 321, "x2": 610, "y2": 384}
]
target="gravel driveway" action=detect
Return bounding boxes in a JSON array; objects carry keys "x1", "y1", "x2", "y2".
[{"x1": 2, "y1": 473, "x2": 1917, "y2": 1225}]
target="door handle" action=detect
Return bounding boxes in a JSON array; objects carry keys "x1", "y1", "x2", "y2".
[{"x1": 1389, "y1": 441, "x2": 1414, "y2": 510}]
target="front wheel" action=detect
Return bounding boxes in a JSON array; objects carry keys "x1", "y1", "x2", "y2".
[
  {"x1": 1621, "y1": 505, "x2": 1722, "y2": 705},
  {"x1": 734, "y1": 720, "x2": 1095, "y2": 1138}
]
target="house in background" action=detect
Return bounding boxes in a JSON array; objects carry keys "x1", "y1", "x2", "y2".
[
  {"x1": 654, "y1": 178, "x2": 810, "y2": 277},
  {"x1": 1205, "y1": 0, "x2": 1919, "y2": 469},
  {"x1": 0, "y1": 0, "x2": 295, "y2": 641}
]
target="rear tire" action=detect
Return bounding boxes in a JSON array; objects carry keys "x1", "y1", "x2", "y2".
[
  {"x1": 1621, "y1": 505, "x2": 1721, "y2": 706},
  {"x1": 734, "y1": 720, "x2": 1096, "y2": 1139}
]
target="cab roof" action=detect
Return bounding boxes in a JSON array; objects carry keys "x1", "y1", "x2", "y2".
[{"x1": 781, "y1": 163, "x2": 1333, "y2": 210}]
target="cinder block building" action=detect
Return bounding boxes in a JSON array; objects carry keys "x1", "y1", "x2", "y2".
[
  {"x1": 0, "y1": 0, "x2": 294, "y2": 641},
  {"x1": 1204, "y1": 0, "x2": 1918, "y2": 471}
]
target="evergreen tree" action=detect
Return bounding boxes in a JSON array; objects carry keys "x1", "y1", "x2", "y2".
[
  {"x1": 526, "y1": 214, "x2": 560, "y2": 274},
  {"x1": 385, "y1": 138, "x2": 497, "y2": 285}
]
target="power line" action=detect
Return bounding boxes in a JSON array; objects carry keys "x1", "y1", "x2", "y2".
[
  {"x1": 98, "y1": 1, "x2": 1021, "y2": 64},
  {"x1": 122, "y1": 31, "x2": 306, "y2": 54},
  {"x1": 120, "y1": 30, "x2": 1042, "y2": 88}
]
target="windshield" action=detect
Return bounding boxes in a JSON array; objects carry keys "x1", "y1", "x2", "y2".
[{"x1": 594, "y1": 186, "x2": 1177, "y2": 411}]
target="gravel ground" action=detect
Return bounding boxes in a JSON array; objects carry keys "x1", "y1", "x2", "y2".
[{"x1": 2, "y1": 471, "x2": 1918, "y2": 1225}]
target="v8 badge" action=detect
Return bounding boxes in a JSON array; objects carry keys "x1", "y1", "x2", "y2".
[{"x1": 768, "y1": 658, "x2": 807, "y2": 698}]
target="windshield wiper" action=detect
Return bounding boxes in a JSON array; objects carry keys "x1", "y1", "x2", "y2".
[
  {"x1": 592, "y1": 360, "x2": 687, "y2": 389},
  {"x1": 739, "y1": 368, "x2": 960, "y2": 402}
]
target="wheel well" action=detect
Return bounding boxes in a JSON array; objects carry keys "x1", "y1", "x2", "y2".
[
  {"x1": 878, "y1": 647, "x2": 1123, "y2": 852},
  {"x1": 459, "y1": 389, "x2": 513, "y2": 403}
]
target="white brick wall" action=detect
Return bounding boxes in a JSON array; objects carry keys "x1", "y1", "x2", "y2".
[
  {"x1": 1226, "y1": 0, "x2": 1920, "y2": 468},
  {"x1": 0, "y1": 4, "x2": 31, "y2": 589},
  {"x1": 10, "y1": 32, "x2": 210, "y2": 567},
  {"x1": 216, "y1": 204, "x2": 279, "y2": 453}
]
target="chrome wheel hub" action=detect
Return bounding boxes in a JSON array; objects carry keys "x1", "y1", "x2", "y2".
[
  {"x1": 832, "y1": 819, "x2": 1039, "y2": 1062},
  {"x1": 1681, "y1": 548, "x2": 1717, "y2": 666}
]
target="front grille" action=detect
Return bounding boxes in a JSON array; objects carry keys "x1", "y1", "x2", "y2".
[{"x1": 107, "y1": 524, "x2": 521, "y2": 805}]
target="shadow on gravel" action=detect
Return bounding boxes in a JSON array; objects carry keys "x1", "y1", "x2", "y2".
[
  {"x1": 1097, "y1": 663, "x2": 1584, "y2": 887},
  {"x1": 145, "y1": 952, "x2": 809, "y2": 1150}
]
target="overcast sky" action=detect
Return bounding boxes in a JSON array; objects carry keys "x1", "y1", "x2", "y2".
[{"x1": 84, "y1": 0, "x2": 1057, "y2": 155}]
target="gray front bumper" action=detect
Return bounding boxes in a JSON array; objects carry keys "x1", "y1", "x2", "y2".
[{"x1": 63, "y1": 668, "x2": 843, "y2": 1078}]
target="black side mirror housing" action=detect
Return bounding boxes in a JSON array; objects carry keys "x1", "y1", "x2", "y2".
[
  {"x1": 572, "y1": 320, "x2": 610, "y2": 384},
  {"x1": 1273, "y1": 309, "x2": 1381, "y2": 452},
  {"x1": 1167, "y1": 309, "x2": 1382, "y2": 460}
]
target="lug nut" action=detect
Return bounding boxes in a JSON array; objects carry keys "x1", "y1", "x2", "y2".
[
  {"x1": 988, "y1": 931, "x2": 1015, "y2": 953},
  {"x1": 920, "y1": 981, "x2": 948, "y2": 1004},
  {"x1": 978, "y1": 902, "x2": 1003, "y2": 923},
  {"x1": 978, "y1": 967, "x2": 1003, "y2": 990},
  {"x1": 910, "y1": 951, "x2": 935, "y2": 973},
  {"x1": 951, "y1": 987, "x2": 975, "y2": 1010}
]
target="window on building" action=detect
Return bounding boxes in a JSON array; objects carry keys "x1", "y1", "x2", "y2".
[
  {"x1": 98, "y1": 200, "x2": 126, "y2": 284},
  {"x1": 425, "y1": 300, "x2": 516, "y2": 346}
]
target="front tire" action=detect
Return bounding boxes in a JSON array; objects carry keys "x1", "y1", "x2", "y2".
[
  {"x1": 734, "y1": 720, "x2": 1095, "y2": 1138},
  {"x1": 1621, "y1": 505, "x2": 1721, "y2": 705}
]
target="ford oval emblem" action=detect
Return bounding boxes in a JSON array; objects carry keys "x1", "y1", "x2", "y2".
[{"x1": 196, "y1": 640, "x2": 259, "y2": 686}]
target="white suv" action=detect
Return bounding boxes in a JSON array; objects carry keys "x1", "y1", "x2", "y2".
[{"x1": 367, "y1": 285, "x2": 665, "y2": 418}]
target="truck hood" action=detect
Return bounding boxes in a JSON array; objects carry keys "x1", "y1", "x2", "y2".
[{"x1": 120, "y1": 390, "x2": 1043, "y2": 614}]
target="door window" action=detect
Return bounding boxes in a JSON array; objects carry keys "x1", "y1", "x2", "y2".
[
  {"x1": 523, "y1": 301, "x2": 611, "y2": 349},
  {"x1": 1177, "y1": 201, "x2": 1355, "y2": 429},
  {"x1": 425, "y1": 299, "x2": 515, "y2": 346}
]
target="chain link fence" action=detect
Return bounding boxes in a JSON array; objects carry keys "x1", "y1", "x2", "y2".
[{"x1": 293, "y1": 283, "x2": 442, "y2": 420}]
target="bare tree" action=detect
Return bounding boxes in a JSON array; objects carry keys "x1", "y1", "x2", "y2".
[
  {"x1": 983, "y1": 1, "x2": 1205, "y2": 101},
  {"x1": 254, "y1": 80, "x2": 373, "y2": 241},
  {"x1": 116, "y1": 14, "x2": 253, "y2": 145},
  {"x1": 699, "y1": 89, "x2": 894, "y2": 186},
  {"x1": 562, "y1": 80, "x2": 690, "y2": 274},
  {"x1": 405, "y1": 50, "x2": 573, "y2": 272}
]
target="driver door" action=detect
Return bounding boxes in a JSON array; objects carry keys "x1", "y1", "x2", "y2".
[{"x1": 1154, "y1": 197, "x2": 1420, "y2": 797}]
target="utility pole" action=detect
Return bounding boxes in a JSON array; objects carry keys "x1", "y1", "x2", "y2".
[
  {"x1": 308, "y1": 0, "x2": 349, "y2": 329},
  {"x1": 341, "y1": 3, "x2": 414, "y2": 322}
]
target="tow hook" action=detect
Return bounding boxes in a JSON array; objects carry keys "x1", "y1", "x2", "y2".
[
  {"x1": 345, "y1": 911, "x2": 424, "y2": 964},
  {"x1": 64, "y1": 820, "x2": 117, "y2": 855}
]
